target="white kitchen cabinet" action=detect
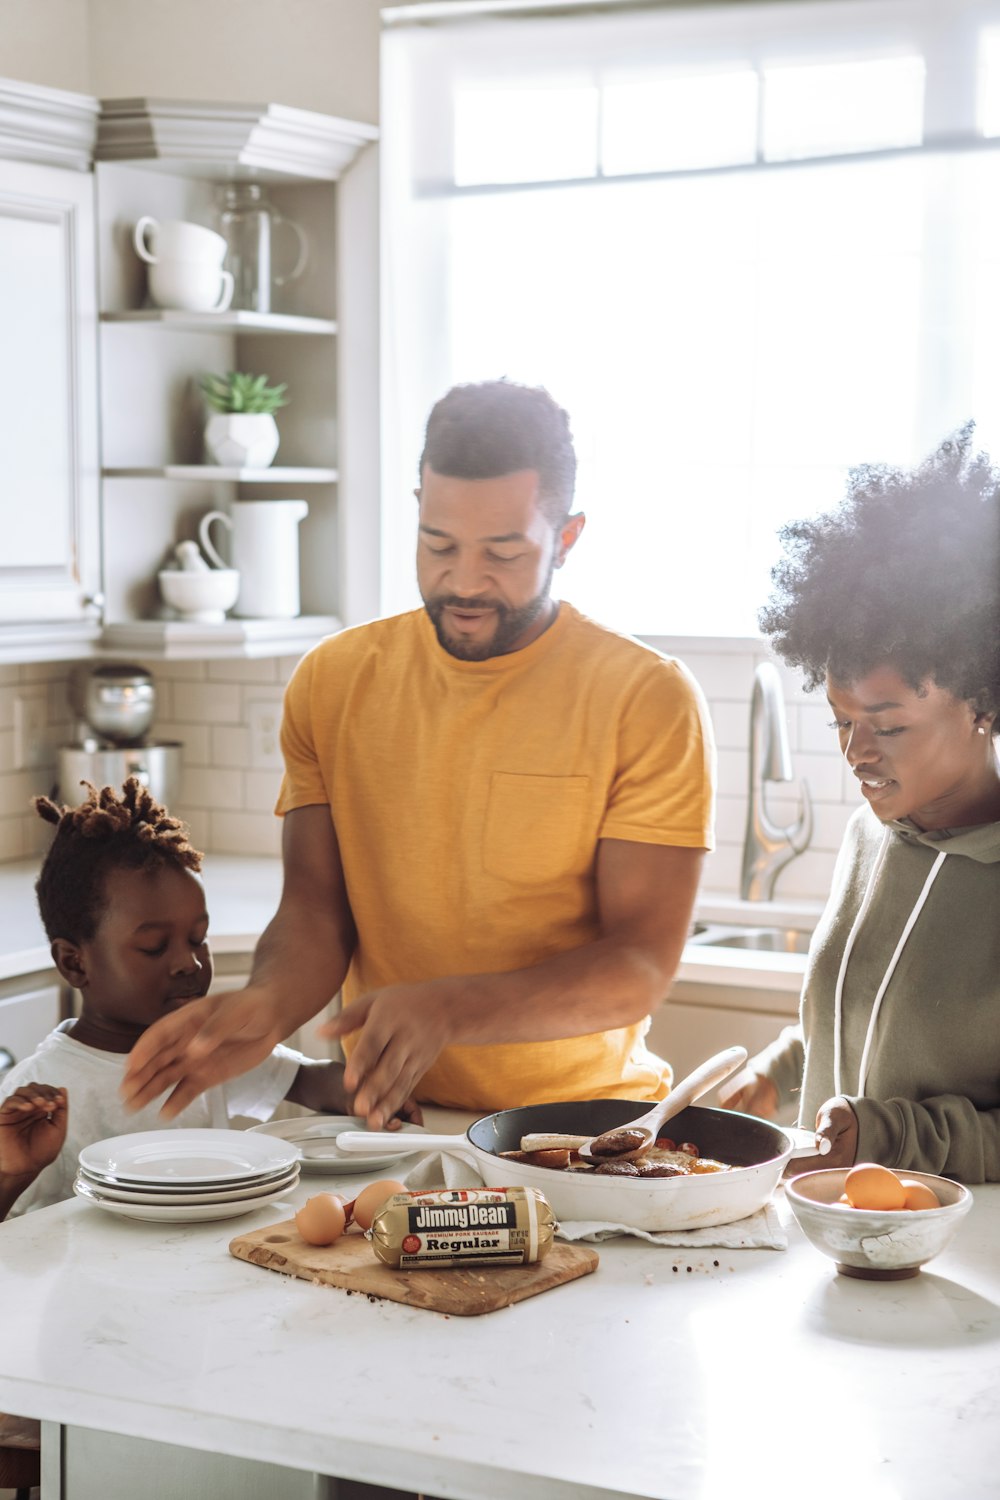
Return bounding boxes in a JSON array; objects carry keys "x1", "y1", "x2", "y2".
[
  {"x1": 0, "y1": 81, "x2": 102, "y2": 656},
  {"x1": 0, "y1": 982, "x2": 65, "y2": 1077},
  {"x1": 0, "y1": 86, "x2": 381, "y2": 665}
]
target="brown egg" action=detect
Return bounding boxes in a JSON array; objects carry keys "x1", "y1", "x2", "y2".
[
  {"x1": 844, "y1": 1163, "x2": 907, "y2": 1211},
  {"x1": 352, "y1": 1178, "x2": 407, "y2": 1231},
  {"x1": 899, "y1": 1178, "x2": 942, "y2": 1211},
  {"x1": 295, "y1": 1193, "x2": 347, "y2": 1246}
]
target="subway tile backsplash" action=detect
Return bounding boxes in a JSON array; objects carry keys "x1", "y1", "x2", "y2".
[
  {"x1": 0, "y1": 640, "x2": 857, "y2": 901},
  {"x1": 0, "y1": 655, "x2": 297, "y2": 863}
]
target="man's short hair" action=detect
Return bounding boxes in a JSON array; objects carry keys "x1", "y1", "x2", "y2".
[{"x1": 419, "y1": 379, "x2": 577, "y2": 526}]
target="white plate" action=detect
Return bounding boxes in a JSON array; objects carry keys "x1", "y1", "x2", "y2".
[
  {"x1": 74, "y1": 1166, "x2": 300, "y2": 1207},
  {"x1": 72, "y1": 1174, "x2": 299, "y2": 1223},
  {"x1": 78, "y1": 1158, "x2": 298, "y2": 1194},
  {"x1": 79, "y1": 1129, "x2": 299, "y2": 1185},
  {"x1": 248, "y1": 1116, "x2": 425, "y2": 1175}
]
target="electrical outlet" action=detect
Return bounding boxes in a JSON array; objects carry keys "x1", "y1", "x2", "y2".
[
  {"x1": 13, "y1": 692, "x2": 50, "y2": 770},
  {"x1": 247, "y1": 699, "x2": 284, "y2": 771}
]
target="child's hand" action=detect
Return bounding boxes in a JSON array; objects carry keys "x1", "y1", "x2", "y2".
[{"x1": 0, "y1": 1084, "x2": 68, "y2": 1180}]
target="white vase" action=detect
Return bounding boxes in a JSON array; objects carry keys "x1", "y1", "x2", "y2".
[{"x1": 205, "y1": 412, "x2": 279, "y2": 468}]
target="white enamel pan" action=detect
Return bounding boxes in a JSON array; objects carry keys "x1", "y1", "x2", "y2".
[{"x1": 337, "y1": 1101, "x2": 817, "y2": 1232}]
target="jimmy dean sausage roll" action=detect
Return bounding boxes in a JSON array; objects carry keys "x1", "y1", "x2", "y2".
[{"x1": 371, "y1": 1187, "x2": 555, "y2": 1269}]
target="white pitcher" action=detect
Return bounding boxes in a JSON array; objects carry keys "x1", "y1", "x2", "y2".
[{"x1": 200, "y1": 500, "x2": 308, "y2": 619}]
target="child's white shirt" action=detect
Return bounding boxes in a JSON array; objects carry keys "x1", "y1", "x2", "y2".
[{"x1": 0, "y1": 1019, "x2": 305, "y2": 1217}]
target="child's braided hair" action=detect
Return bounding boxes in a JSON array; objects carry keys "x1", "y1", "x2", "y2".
[{"x1": 34, "y1": 778, "x2": 203, "y2": 943}]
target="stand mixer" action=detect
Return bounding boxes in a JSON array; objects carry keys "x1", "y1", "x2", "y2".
[{"x1": 55, "y1": 665, "x2": 182, "y2": 807}]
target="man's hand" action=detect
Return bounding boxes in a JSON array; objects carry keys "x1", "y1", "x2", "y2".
[
  {"x1": 121, "y1": 987, "x2": 285, "y2": 1118},
  {"x1": 783, "y1": 1096, "x2": 858, "y2": 1176},
  {"x1": 0, "y1": 1084, "x2": 68, "y2": 1179},
  {"x1": 717, "y1": 1067, "x2": 779, "y2": 1119},
  {"x1": 286, "y1": 1058, "x2": 424, "y2": 1128},
  {"x1": 321, "y1": 982, "x2": 459, "y2": 1129}
]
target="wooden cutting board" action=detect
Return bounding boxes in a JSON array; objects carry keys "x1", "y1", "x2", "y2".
[{"x1": 229, "y1": 1219, "x2": 599, "y2": 1316}]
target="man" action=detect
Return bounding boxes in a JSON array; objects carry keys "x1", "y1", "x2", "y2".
[{"x1": 123, "y1": 380, "x2": 715, "y2": 1127}]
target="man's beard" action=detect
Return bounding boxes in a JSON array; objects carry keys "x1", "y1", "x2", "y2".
[{"x1": 423, "y1": 573, "x2": 555, "y2": 661}]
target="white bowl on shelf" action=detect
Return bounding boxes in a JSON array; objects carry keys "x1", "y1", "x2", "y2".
[{"x1": 158, "y1": 567, "x2": 240, "y2": 623}]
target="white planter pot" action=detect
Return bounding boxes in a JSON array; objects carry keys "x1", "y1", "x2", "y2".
[{"x1": 205, "y1": 412, "x2": 279, "y2": 469}]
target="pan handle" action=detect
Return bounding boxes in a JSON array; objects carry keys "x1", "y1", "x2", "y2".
[
  {"x1": 333, "y1": 1130, "x2": 468, "y2": 1155},
  {"x1": 782, "y1": 1125, "x2": 831, "y2": 1158}
]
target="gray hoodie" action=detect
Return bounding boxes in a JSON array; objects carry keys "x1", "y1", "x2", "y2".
[{"x1": 751, "y1": 802, "x2": 1000, "y2": 1182}]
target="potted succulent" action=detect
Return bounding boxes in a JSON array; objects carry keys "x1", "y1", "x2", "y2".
[{"x1": 199, "y1": 370, "x2": 289, "y2": 468}]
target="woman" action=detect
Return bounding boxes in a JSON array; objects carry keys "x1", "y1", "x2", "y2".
[{"x1": 719, "y1": 426, "x2": 1000, "y2": 1182}]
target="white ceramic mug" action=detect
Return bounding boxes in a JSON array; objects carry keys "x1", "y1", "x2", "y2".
[
  {"x1": 200, "y1": 500, "x2": 309, "y2": 619},
  {"x1": 148, "y1": 259, "x2": 235, "y2": 312},
  {"x1": 133, "y1": 216, "x2": 228, "y2": 267}
]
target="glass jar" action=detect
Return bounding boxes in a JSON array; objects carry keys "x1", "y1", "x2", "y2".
[{"x1": 217, "y1": 183, "x2": 308, "y2": 314}]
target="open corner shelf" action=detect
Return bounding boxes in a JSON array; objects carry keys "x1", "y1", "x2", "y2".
[
  {"x1": 97, "y1": 614, "x2": 342, "y2": 661},
  {"x1": 102, "y1": 465, "x2": 339, "y2": 483},
  {"x1": 100, "y1": 309, "x2": 338, "y2": 336}
]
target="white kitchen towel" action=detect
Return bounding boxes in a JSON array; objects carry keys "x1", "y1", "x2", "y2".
[{"x1": 402, "y1": 1151, "x2": 787, "y2": 1251}]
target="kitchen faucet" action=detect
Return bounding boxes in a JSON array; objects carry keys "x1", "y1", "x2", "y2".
[{"x1": 740, "y1": 662, "x2": 813, "y2": 901}]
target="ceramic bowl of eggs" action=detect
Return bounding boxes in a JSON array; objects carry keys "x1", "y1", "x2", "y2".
[{"x1": 785, "y1": 1163, "x2": 973, "y2": 1280}]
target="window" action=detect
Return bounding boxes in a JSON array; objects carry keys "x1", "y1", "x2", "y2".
[{"x1": 382, "y1": 0, "x2": 1000, "y2": 635}]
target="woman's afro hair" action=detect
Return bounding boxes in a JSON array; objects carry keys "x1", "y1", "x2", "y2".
[
  {"x1": 759, "y1": 422, "x2": 1000, "y2": 720},
  {"x1": 34, "y1": 777, "x2": 203, "y2": 944}
]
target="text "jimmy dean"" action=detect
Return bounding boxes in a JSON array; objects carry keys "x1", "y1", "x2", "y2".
[{"x1": 411, "y1": 1203, "x2": 517, "y2": 1229}]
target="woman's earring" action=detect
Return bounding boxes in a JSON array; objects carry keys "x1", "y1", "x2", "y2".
[{"x1": 977, "y1": 725, "x2": 987, "y2": 736}]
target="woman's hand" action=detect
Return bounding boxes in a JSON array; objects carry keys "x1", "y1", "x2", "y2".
[
  {"x1": 717, "y1": 1067, "x2": 779, "y2": 1119},
  {"x1": 0, "y1": 1084, "x2": 68, "y2": 1180},
  {"x1": 783, "y1": 1096, "x2": 858, "y2": 1176}
]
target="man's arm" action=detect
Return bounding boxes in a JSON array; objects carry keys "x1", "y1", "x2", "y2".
[
  {"x1": 327, "y1": 838, "x2": 704, "y2": 1126},
  {"x1": 121, "y1": 806, "x2": 355, "y2": 1116}
]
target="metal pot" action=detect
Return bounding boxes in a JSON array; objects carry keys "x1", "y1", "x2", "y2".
[
  {"x1": 340, "y1": 1101, "x2": 800, "y2": 1232},
  {"x1": 56, "y1": 743, "x2": 182, "y2": 810},
  {"x1": 71, "y1": 664, "x2": 156, "y2": 744}
]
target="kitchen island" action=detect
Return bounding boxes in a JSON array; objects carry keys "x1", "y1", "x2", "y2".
[{"x1": 1, "y1": 1139, "x2": 997, "y2": 1500}]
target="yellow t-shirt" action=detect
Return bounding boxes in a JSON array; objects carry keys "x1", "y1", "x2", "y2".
[{"x1": 276, "y1": 603, "x2": 715, "y2": 1110}]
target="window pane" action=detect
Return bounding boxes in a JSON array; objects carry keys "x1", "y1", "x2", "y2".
[
  {"x1": 601, "y1": 70, "x2": 759, "y2": 175},
  {"x1": 454, "y1": 84, "x2": 599, "y2": 185},
  {"x1": 763, "y1": 56, "x2": 925, "y2": 161},
  {"x1": 443, "y1": 154, "x2": 930, "y2": 636},
  {"x1": 978, "y1": 26, "x2": 1000, "y2": 136}
]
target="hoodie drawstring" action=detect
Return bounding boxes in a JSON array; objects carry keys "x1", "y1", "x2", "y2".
[{"x1": 832, "y1": 832, "x2": 948, "y2": 1097}]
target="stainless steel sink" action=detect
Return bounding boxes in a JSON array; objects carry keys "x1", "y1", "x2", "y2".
[{"x1": 687, "y1": 923, "x2": 812, "y2": 955}]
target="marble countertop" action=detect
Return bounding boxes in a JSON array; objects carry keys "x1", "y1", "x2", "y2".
[
  {"x1": 1, "y1": 1138, "x2": 996, "y2": 1500},
  {"x1": 0, "y1": 854, "x2": 813, "y2": 992}
]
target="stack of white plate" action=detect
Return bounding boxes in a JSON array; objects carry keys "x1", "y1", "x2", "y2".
[{"x1": 73, "y1": 1128, "x2": 300, "y2": 1223}]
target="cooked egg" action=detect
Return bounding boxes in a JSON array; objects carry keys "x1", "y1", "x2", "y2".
[
  {"x1": 899, "y1": 1178, "x2": 942, "y2": 1211},
  {"x1": 844, "y1": 1163, "x2": 907, "y2": 1211},
  {"x1": 351, "y1": 1178, "x2": 407, "y2": 1231},
  {"x1": 295, "y1": 1193, "x2": 347, "y2": 1246}
]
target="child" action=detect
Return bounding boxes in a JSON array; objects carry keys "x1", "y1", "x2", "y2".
[{"x1": 0, "y1": 778, "x2": 421, "y2": 1220}]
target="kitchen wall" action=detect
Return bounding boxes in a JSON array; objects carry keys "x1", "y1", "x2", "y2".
[
  {"x1": 1, "y1": 640, "x2": 858, "y2": 902},
  {"x1": 0, "y1": 0, "x2": 382, "y2": 121}
]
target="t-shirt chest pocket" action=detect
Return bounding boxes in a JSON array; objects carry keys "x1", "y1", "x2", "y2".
[{"x1": 482, "y1": 772, "x2": 592, "y2": 885}]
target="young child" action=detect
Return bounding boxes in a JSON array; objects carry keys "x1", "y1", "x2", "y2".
[{"x1": 0, "y1": 778, "x2": 421, "y2": 1221}]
